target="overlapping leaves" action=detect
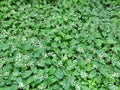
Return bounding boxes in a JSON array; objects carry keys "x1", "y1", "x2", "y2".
[{"x1": 0, "y1": 0, "x2": 120, "y2": 90}]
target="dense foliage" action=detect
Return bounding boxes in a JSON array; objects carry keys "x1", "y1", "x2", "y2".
[{"x1": 0, "y1": 0, "x2": 120, "y2": 90}]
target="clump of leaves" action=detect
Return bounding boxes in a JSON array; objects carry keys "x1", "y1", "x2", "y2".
[{"x1": 0, "y1": 0, "x2": 120, "y2": 90}]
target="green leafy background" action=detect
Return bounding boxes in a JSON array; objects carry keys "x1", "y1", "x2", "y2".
[{"x1": 0, "y1": 0, "x2": 120, "y2": 90}]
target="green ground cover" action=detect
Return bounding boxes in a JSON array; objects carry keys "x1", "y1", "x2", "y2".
[{"x1": 0, "y1": 0, "x2": 120, "y2": 90}]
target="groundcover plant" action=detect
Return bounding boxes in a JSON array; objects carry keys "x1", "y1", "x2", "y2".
[{"x1": 0, "y1": 0, "x2": 120, "y2": 90}]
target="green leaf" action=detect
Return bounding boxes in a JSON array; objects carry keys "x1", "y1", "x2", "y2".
[
  {"x1": 65, "y1": 35, "x2": 72, "y2": 40},
  {"x1": 55, "y1": 69, "x2": 64, "y2": 79},
  {"x1": 11, "y1": 85, "x2": 18, "y2": 90},
  {"x1": 25, "y1": 76, "x2": 35, "y2": 85},
  {"x1": 62, "y1": 82, "x2": 70, "y2": 90},
  {"x1": 89, "y1": 70, "x2": 97, "y2": 78},
  {"x1": 16, "y1": 77, "x2": 22, "y2": 83},
  {"x1": 22, "y1": 71, "x2": 32, "y2": 78},
  {"x1": 0, "y1": 60, "x2": 5, "y2": 68}
]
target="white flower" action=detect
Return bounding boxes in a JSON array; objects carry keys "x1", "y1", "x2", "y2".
[
  {"x1": 80, "y1": 71, "x2": 88, "y2": 78},
  {"x1": 18, "y1": 82, "x2": 24, "y2": 89},
  {"x1": 44, "y1": 53, "x2": 47, "y2": 57},
  {"x1": 52, "y1": 54, "x2": 56, "y2": 57},
  {"x1": 93, "y1": 64, "x2": 97, "y2": 69},
  {"x1": 13, "y1": 72, "x2": 19, "y2": 76},
  {"x1": 108, "y1": 83, "x2": 117, "y2": 90},
  {"x1": 77, "y1": 47, "x2": 84, "y2": 53},
  {"x1": 34, "y1": 75, "x2": 44, "y2": 80},
  {"x1": 75, "y1": 34, "x2": 79, "y2": 38},
  {"x1": 117, "y1": 62, "x2": 120, "y2": 66},
  {"x1": 38, "y1": 84, "x2": 46, "y2": 89},
  {"x1": 58, "y1": 61, "x2": 63, "y2": 66},
  {"x1": 27, "y1": 61, "x2": 34, "y2": 66},
  {"x1": 22, "y1": 36, "x2": 26, "y2": 41},
  {"x1": 62, "y1": 54, "x2": 68, "y2": 60},
  {"x1": 85, "y1": 58, "x2": 91, "y2": 63},
  {"x1": 75, "y1": 84, "x2": 81, "y2": 90},
  {"x1": 64, "y1": 17, "x2": 68, "y2": 21},
  {"x1": 4, "y1": 72, "x2": 9, "y2": 76},
  {"x1": 112, "y1": 72, "x2": 119, "y2": 78},
  {"x1": 67, "y1": 65, "x2": 74, "y2": 70},
  {"x1": 98, "y1": 53, "x2": 106, "y2": 59}
]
